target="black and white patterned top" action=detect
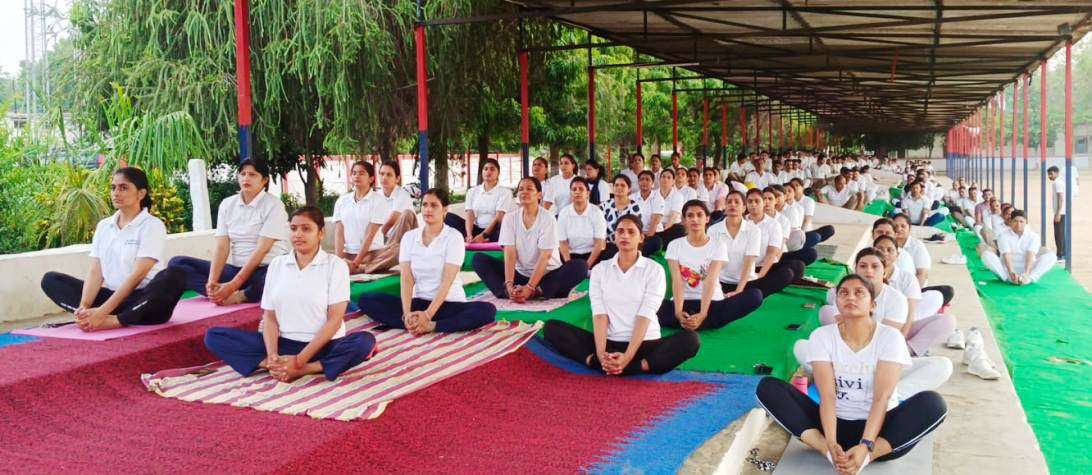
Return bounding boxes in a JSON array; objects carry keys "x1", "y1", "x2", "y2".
[{"x1": 602, "y1": 198, "x2": 642, "y2": 242}]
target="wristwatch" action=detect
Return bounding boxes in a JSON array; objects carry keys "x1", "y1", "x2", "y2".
[{"x1": 859, "y1": 438, "x2": 875, "y2": 452}]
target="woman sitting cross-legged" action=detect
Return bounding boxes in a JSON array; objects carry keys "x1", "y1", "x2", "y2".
[
  {"x1": 359, "y1": 189, "x2": 496, "y2": 335},
  {"x1": 558, "y1": 177, "x2": 608, "y2": 269},
  {"x1": 333, "y1": 160, "x2": 395, "y2": 274},
  {"x1": 471, "y1": 176, "x2": 587, "y2": 301},
  {"x1": 41, "y1": 167, "x2": 186, "y2": 332},
  {"x1": 168, "y1": 158, "x2": 289, "y2": 306},
  {"x1": 757, "y1": 274, "x2": 947, "y2": 473},
  {"x1": 656, "y1": 200, "x2": 763, "y2": 331},
  {"x1": 600, "y1": 174, "x2": 664, "y2": 259},
  {"x1": 204, "y1": 207, "x2": 376, "y2": 382},
  {"x1": 543, "y1": 215, "x2": 700, "y2": 375},
  {"x1": 444, "y1": 157, "x2": 510, "y2": 243}
]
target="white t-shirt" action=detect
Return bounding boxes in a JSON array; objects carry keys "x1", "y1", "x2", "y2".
[
  {"x1": 825, "y1": 284, "x2": 908, "y2": 325},
  {"x1": 701, "y1": 182, "x2": 728, "y2": 210},
  {"x1": 261, "y1": 250, "x2": 350, "y2": 342},
  {"x1": 557, "y1": 204, "x2": 607, "y2": 254},
  {"x1": 466, "y1": 183, "x2": 513, "y2": 228},
  {"x1": 823, "y1": 185, "x2": 854, "y2": 207},
  {"x1": 1051, "y1": 175, "x2": 1080, "y2": 215},
  {"x1": 782, "y1": 201, "x2": 803, "y2": 230},
  {"x1": 589, "y1": 255, "x2": 665, "y2": 341},
  {"x1": 888, "y1": 268, "x2": 922, "y2": 302},
  {"x1": 215, "y1": 191, "x2": 291, "y2": 267},
  {"x1": 751, "y1": 215, "x2": 784, "y2": 264},
  {"x1": 660, "y1": 188, "x2": 686, "y2": 225},
  {"x1": 546, "y1": 174, "x2": 576, "y2": 215},
  {"x1": 633, "y1": 190, "x2": 666, "y2": 233},
  {"x1": 90, "y1": 209, "x2": 166, "y2": 290},
  {"x1": 333, "y1": 190, "x2": 390, "y2": 254},
  {"x1": 620, "y1": 169, "x2": 641, "y2": 187},
  {"x1": 709, "y1": 219, "x2": 762, "y2": 283},
  {"x1": 745, "y1": 171, "x2": 776, "y2": 189},
  {"x1": 399, "y1": 225, "x2": 466, "y2": 302},
  {"x1": 799, "y1": 196, "x2": 816, "y2": 228},
  {"x1": 666, "y1": 236, "x2": 729, "y2": 301},
  {"x1": 675, "y1": 185, "x2": 698, "y2": 204},
  {"x1": 896, "y1": 249, "x2": 917, "y2": 275},
  {"x1": 903, "y1": 237, "x2": 932, "y2": 271},
  {"x1": 774, "y1": 212, "x2": 792, "y2": 250},
  {"x1": 807, "y1": 324, "x2": 912, "y2": 420},
  {"x1": 998, "y1": 229, "x2": 1041, "y2": 270},
  {"x1": 498, "y1": 207, "x2": 562, "y2": 277},
  {"x1": 380, "y1": 186, "x2": 415, "y2": 214},
  {"x1": 900, "y1": 197, "x2": 932, "y2": 224}
]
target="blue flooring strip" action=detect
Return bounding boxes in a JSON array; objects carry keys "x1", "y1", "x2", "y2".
[
  {"x1": 0, "y1": 333, "x2": 39, "y2": 349},
  {"x1": 526, "y1": 339, "x2": 762, "y2": 474}
]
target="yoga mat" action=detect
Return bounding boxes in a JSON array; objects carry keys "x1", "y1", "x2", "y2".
[
  {"x1": 349, "y1": 272, "x2": 397, "y2": 283},
  {"x1": 465, "y1": 242, "x2": 502, "y2": 251},
  {"x1": 491, "y1": 258, "x2": 840, "y2": 379},
  {"x1": 142, "y1": 318, "x2": 543, "y2": 421},
  {"x1": 773, "y1": 433, "x2": 934, "y2": 474},
  {"x1": 12, "y1": 299, "x2": 259, "y2": 341},
  {"x1": 461, "y1": 250, "x2": 503, "y2": 271},
  {"x1": 0, "y1": 324, "x2": 713, "y2": 473},
  {"x1": 864, "y1": 199, "x2": 894, "y2": 217},
  {"x1": 0, "y1": 333, "x2": 38, "y2": 348},
  {"x1": 527, "y1": 338, "x2": 764, "y2": 474},
  {"x1": 472, "y1": 291, "x2": 588, "y2": 312},
  {"x1": 954, "y1": 228, "x2": 1092, "y2": 473}
]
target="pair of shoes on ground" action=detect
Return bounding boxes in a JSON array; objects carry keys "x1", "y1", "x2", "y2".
[
  {"x1": 947, "y1": 328, "x2": 1001, "y2": 380},
  {"x1": 941, "y1": 254, "x2": 967, "y2": 265}
]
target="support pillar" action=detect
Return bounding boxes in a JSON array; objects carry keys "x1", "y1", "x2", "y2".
[
  {"x1": 1022, "y1": 74, "x2": 1029, "y2": 214},
  {"x1": 519, "y1": 51, "x2": 530, "y2": 178},
  {"x1": 672, "y1": 90, "x2": 679, "y2": 153},
  {"x1": 587, "y1": 67, "x2": 596, "y2": 161},
  {"x1": 233, "y1": 0, "x2": 253, "y2": 162},
  {"x1": 701, "y1": 98, "x2": 710, "y2": 168},
  {"x1": 1064, "y1": 40, "x2": 1073, "y2": 270},
  {"x1": 635, "y1": 81, "x2": 643, "y2": 154},
  {"x1": 1040, "y1": 61, "x2": 1048, "y2": 246},
  {"x1": 414, "y1": 22, "x2": 430, "y2": 190}
]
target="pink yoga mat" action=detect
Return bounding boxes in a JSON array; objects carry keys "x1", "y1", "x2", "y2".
[
  {"x1": 465, "y1": 242, "x2": 503, "y2": 251},
  {"x1": 12, "y1": 298, "x2": 259, "y2": 342}
]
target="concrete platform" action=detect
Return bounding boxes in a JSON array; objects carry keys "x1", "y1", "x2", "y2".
[{"x1": 685, "y1": 188, "x2": 1048, "y2": 474}]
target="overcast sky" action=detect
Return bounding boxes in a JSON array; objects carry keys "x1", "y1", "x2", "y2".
[{"x1": 0, "y1": 1, "x2": 71, "y2": 77}]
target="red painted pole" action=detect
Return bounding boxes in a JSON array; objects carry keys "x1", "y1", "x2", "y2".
[
  {"x1": 414, "y1": 23, "x2": 430, "y2": 189},
  {"x1": 233, "y1": 0, "x2": 253, "y2": 161},
  {"x1": 1064, "y1": 40, "x2": 1073, "y2": 270},
  {"x1": 740, "y1": 107, "x2": 748, "y2": 152},
  {"x1": 1022, "y1": 73, "x2": 1029, "y2": 213},
  {"x1": 1040, "y1": 62, "x2": 1047, "y2": 245},
  {"x1": 767, "y1": 110, "x2": 773, "y2": 151},
  {"x1": 588, "y1": 68, "x2": 596, "y2": 160},
  {"x1": 519, "y1": 51, "x2": 530, "y2": 178},
  {"x1": 672, "y1": 91, "x2": 679, "y2": 152},
  {"x1": 755, "y1": 110, "x2": 761, "y2": 151},
  {"x1": 701, "y1": 98, "x2": 710, "y2": 167},
  {"x1": 635, "y1": 81, "x2": 643, "y2": 153}
]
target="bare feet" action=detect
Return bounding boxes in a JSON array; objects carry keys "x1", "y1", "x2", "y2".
[
  {"x1": 76, "y1": 313, "x2": 123, "y2": 332},
  {"x1": 221, "y1": 290, "x2": 247, "y2": 306}
]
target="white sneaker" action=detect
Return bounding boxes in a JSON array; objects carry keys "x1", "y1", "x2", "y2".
[
  {"x1": 966, "y1": 327, "x2": 985, "y2": 348},
  {"x1": 962, "y1": 343, "x2": 983, "y2": 366},
  {"x1": 942, "y1": 254, "x2": 967, "y2": 265},
  {"x1": 967, "y1": 353, "x2": 1002, "y2": 380},
  {"x1": 945, "y1": 329, "x2": 966, "y2": 349}
]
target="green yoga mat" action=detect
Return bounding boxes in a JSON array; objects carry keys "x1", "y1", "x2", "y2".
[
  {"x1": 864, "y1": 200, "x2": 894, "y2": 217},
  {"x1": 488, "y1": 258, "x2": 848, "y2": 380},
  {"x1": 955, "y1": 229, "x2": 1092, "y2": 473}
]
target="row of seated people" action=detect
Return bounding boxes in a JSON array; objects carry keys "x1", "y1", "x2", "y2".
[
  {"x1": 759, "y1": 161, "x2": 977, "y2": 472},
  {"x1": 37, "y1": 159, "x2": 949, "y2": 471},
  {"x1": 36, "y1": 163, "x2": 834, "y2": 375}
]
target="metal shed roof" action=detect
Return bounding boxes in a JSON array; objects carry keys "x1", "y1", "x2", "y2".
[{"x1": 494, "y1": 1, "x2": 1091, "y2": 132}]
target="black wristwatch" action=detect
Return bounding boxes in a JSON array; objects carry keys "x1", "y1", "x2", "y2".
[{"x1": 859, "y1": 438, "x2": 875, "y2": 452}]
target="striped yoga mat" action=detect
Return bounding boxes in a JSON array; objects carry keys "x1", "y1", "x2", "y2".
[{"x1": 141, "y1": 318, "x2": 542, "y2": 421}]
